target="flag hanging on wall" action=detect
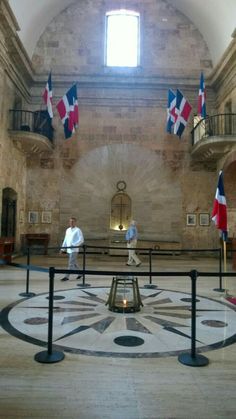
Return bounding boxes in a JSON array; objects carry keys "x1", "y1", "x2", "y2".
[
  {"x1": 56, "y1": 84, "x2": 79, "y2": 139},
  {"x1": 174, "y1": 89, "x2": 192, "y2": 138},
  {"x1": 197, "y1": 72, "x2": 206, "y2": 119},
  {"x1": 42, "y1": 72, "x2": 53, "y2": 119},
  {"x1": 212, "y1": 170, "x2": 227, "y2": 240},
  {"x1": 166, "y1": 89, "x2": 176, "y2": 133}
]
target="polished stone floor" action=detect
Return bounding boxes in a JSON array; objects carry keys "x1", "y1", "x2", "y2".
[{"x1": 0, "y1": 253, "x2": 236, "y2": 418}]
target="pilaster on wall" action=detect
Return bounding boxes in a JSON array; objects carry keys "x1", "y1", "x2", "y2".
[
  {"x1": 0, "y1": 1, "x2": 33, "y2": 246},
  {"x1": 0, "y1": 0, "x2": 33, "y2": 101},
  {"x1": 210, "y1": 36, "x2": 236, "y2": 109}
]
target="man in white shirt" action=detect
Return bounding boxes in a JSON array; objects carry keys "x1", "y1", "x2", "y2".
[{"x1": 60, "y1": 217, "x2": 84, "y2": 281}]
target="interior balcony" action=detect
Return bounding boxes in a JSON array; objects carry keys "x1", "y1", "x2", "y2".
[
  {"x1": 8, "y1": 110, "x2": 54, "y2": 155},
  {"x1": 191, "y1": 114, "x2": 236, "y2": 161}
]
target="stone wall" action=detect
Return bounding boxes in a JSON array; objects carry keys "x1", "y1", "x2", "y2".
[
  {"x1": 28, "y1": 0, "x2": 217, "y2": 247},
  {"x1": 32, "y1": 0, "x2": 212, "y2": 77},
  {"x1": 0, "y1": 0, "x2": 235, "y2": 251},
  {"x1": 0, "y1": 98, "x2": 28, "y2": 249}
]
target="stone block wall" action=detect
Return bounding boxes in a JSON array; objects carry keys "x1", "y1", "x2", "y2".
[
  {"x1": 32, "y1": 0, "x2": 212, "y2": 77},
  {"x1": 1, "y1": 0, "x2": 236, "y2": 251},
  {"x1": 28, "y1": 0, "x2": 217, "y2": 247}
]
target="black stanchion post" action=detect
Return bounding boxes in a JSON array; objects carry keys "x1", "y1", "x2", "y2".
[
  {"x1": 144, "y1": 248, "x2": 157, "y2": 289},
  {"x1": 35, "y1": 267, "x2": 65, "y2": 363},
  {"x1": 214, "y1": 247, "x2": 224, "y2": 292},
  {"x1": 19, "y1": 247, "x2": 35, "y2": 297},
  {"x1": 77, "y1": 244, "x2": 90, "y2": 287},
  {"x1": 178, "y1": 269, "x2": 209, "y2": 367}
]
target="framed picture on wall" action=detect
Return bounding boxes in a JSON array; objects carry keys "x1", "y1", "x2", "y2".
[
  {"x1": 41, "y1": 211, "x2": 52, "y2": 224},
  {"x1": 199, "y1": 213, "x2": 210, "y2": 226},
  {"x1": 19, "y1": 210, "x2": 24, "y2": 223},
  {"x1": 186, "y1": 213, "x2": 196, "y2": 226},
  {"x1": 28, "y1": 211, "x2": 39, "y2": 224}
]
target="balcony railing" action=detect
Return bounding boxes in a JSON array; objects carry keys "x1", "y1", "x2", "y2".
[
  {"x1": 192, "y1": 113, "x2": 236, "y2": 145},
  {"x1": 9, "y1": 109, "x2": 54, "y2": 142}
]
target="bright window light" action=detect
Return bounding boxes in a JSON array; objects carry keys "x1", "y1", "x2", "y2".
[{"x1": 106, "y1": 10, "x2": 140, "y2": 67}]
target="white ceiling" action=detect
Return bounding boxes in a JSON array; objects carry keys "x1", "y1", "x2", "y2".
[{"x1": 9, "y1": 0, "x2": 236, "y2": 66}]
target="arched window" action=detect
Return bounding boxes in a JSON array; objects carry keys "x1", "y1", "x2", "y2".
[
  {"x1": 110, "y1": 191, "x2": 131, "y2": 231},
  {"x1": 105, "y1": 10, "x2": 140, "y2": 67}
]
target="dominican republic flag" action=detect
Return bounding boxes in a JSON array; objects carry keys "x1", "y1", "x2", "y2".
[
  {"x1": 197, "y1": 72, "x2": 206, "y2": 119},
  {"x1": 174, "y1": 89, "x2": 192, "y2": 138},
  {"x1": 56, "y1": 84, "x2": 79, "y2": 139},
  {"x1": 166, "y1": 89, "x2": 176, "y2": 133},
  {"x1": 42, "y1": 72, "x2": 53, "y2": 119},
  {"x1": 212, "y1": 170, "x2": 227, "y2": 240}
]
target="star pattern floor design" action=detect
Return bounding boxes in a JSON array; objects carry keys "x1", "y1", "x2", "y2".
[{"x1": 1, "y1": 287, "x2": 236, "y2": 358}]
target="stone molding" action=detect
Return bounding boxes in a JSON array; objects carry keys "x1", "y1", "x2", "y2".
[{"x1": 0, "y1": 0, "x2": 33, "y2": 99}]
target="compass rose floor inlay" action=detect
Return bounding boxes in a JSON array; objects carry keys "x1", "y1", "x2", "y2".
[{"x1": 1, "y1": 287, "x2": 236, "y2": 358}]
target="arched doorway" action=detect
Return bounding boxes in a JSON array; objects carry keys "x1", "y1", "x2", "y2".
[
  {"x1": 1, "y1": 188, "x2": 17, "y2": 237},
  {"x1": 224, "y1": 162, "x2": 236, "y2": 237},
  {"x1": 110, "y1": 191, "x2": 131, "y2": 231},
  {"x1": 110, "y1": 181, "x2": 131, "y2": 231}
]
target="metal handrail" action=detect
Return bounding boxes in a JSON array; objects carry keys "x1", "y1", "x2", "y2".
[
  {"x1": 192, "y1": 113, "x2": 236, "y2": 145},
  {"x1": 9, "y1": 109, "x2": 54, "y2": 142}
]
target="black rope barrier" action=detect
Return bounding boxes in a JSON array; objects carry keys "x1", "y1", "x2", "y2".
[
  {"x1": 11, "y1": 243, "x2": 227, "y2": 294},
  {"x1": 2, "y1": 254, "x2": 236, "y2": 366},
  {"x1": 213, "y1": 247, "x2": 225, "y2": 292},
  {"x1": 178, "y1": 270, "x2": 209, "y2": 367},
  {"x1": 35, "y1": 266, "x2": 236, "y2": 366},
  {"x1": 34, "y1": 267, "x2": 65, "y2": 364},
  {"x1": 144, "y1": 248, "x2": 156, "y2": 289},
  {"x1": 19, "y1": 247, "x2": 36, "y2": 297},
  {"x1": 76, "y1": 244, "x2": 225, "y2": 292},
  {"x1": 79, "y1": 244, "x2": 90, "y2": 287}
]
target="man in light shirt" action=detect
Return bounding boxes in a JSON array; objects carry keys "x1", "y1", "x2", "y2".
[
  {"x1": 125, "y1": 220, "x2": 141, "y2": 267},
  {"x1": 60, "y1": 217, "x2": 84, "y2": 281}
]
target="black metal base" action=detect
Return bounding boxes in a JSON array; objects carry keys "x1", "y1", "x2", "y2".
[
  {"x1": 178, "y1": 353, "x2": 209, "y2": 367},
  {"x1": 109, "y1": 306, "x2": 141, "y2": 313},
  {"x1": 34, "y1": 350, "x2": 65, "y2": 363},
  {"x1": 144, "y1": 284, "x2": 158, "y2": 289},
  {"x1": 19, "y1": 292, "x2": 36, "y2": 298},
  {"x1": 77, "y1": 283, "x2": 91, "y2": 287},
  {"x1": 213, "y1": 288, "x2": 225, "y2": 292}
]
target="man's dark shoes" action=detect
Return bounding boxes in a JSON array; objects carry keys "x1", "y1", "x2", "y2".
[
  {"x1": 61, "y1": 277, "x2": 69, "y2": 281},
  {"x1": 77, "y1": 275, "x2": 82, "y2": 279}
]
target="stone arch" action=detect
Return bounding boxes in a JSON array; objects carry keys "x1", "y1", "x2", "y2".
[
  {"x1": 222, "y1": 150, "x2": 236, "y2": 172},
  {"x1": 222, "y1": 154, "x2": 236, "y2": 237},
  {"x1": 110, "y1": 188, "x2": 132, "y2": 231},
  {"x1": 59, "y1": 143, "x2": 182, "y2": 242}
]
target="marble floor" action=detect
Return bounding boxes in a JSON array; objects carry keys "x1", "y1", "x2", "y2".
[{"x1": 0, "y1": 253, "x2": 236, "y2": 419}]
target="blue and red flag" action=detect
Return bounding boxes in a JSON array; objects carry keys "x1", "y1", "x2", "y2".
[
  {"x1": 197, "y1": 72, "x2": 206, "y2": 119},
  {"x1": 42, "y1": 72, "x2": 53, "y2": 119},
  {"x1": 212, "y1": 170, "x2": 227, "y2": 240},
  {"x1": 174, "y1": 89, "x2": 192, "y2": 138},
  {"x1": 56, "y1": 84, "x2": 79, "y2": 139},
  {"x1": 166, "y1": 89, "x2": 176, "y2": 133}
]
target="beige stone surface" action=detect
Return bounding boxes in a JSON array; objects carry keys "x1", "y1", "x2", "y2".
[
  {"x1": 0, "y1": 255, "x2": 236, "y2": 419},
  {"x1": 0, "y1": 0, "x2": 235, "y2": 254}
]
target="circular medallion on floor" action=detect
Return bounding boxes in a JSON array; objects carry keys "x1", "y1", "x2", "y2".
[
  {"x1": 114, "y1": 335, "x2": 144, "y2": 347},
  {"x1": 0, "y1": 287, "x2": 236, "y2": 358}
]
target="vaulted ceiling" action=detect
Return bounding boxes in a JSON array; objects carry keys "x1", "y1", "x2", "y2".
[{"x1": 9, "y1": 0, "x2": 236, "y2": 66}]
